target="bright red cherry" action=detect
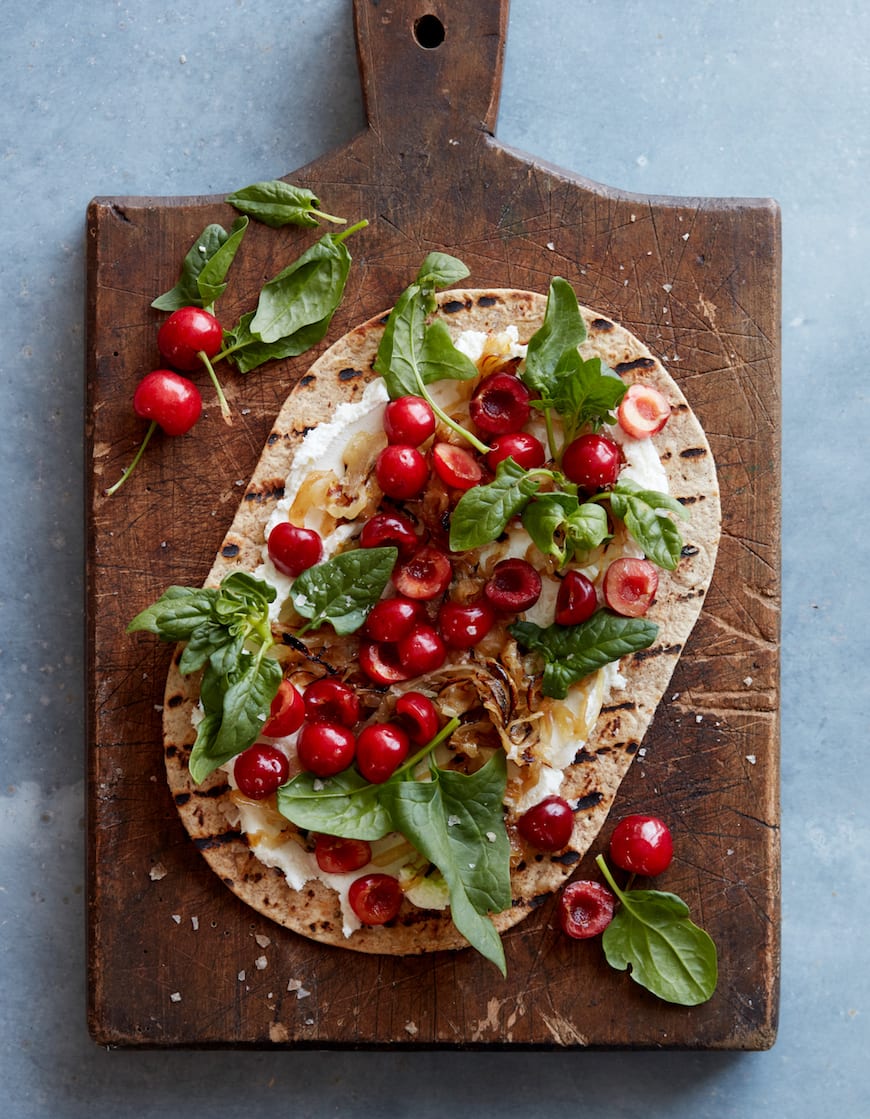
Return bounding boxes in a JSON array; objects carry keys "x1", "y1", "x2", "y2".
[
  {"x1": 561, "y1": 432, "x2": 621, "y2": 490},
  {"x1": 394, "y1": 691, "x2": 440, "y2": 745},
  {"x1": 397, "y1": 624, "x2": 446, "y2": 676},
  {"x1": 261, "y1": 679, "x2": 305, "y2": 737},
  {"x1": 602, "y1": 557, "x2": 659, "y2": 617},
  {"x1": 267, "y1": 522, "x2": 323, "y2": 577},
  {"x1": 132, "y1": 369, "x2": 202, "y2": 435},
  {"x1": 295, "y1": 722, "x2": 356, "y2": 777},
  {"x1": 157, "y1": 306, "x2": 223, "y2": 371},
  {"x1": 355, "y1": 722, "x2": 410, "y2": 783},
  {"x1": 233, "y1": 742, "x2": 289, "y2": 800},
  {"x1": 486, "y1": 431, "x2": 546, "y2": 471},
  {"x1": 375, "y1": 445, "x2": 428, "y2": 499},
  {"x1": 437, "y1": 599, "x2": 496, "y2": 649},
  {"x1": 314, "y1": 834, "x2": 372, "y2": 875},
  {"x1": 469, "y1": 372, "x2": 531, "y2": 434},
  {"x1": 303, "y1": 678, "x2": 361, "y2": 728},
  {"x1": 517, "y1": 795, "x2": 574, "y2": 851},
  {"x1": 348, "y1": 873, "x2": 403, "y2": 925},
  {"x1": 554, "y1": 570, "x2": 598, "y2": 626},
  {"x1": 383, "y1": 395, "x2": 436, "y2": 446},
  {"x1": 358, "y1": 641, "x2": 412, "y2": 686},
  {"x1": 359, "y1": 511, "x2": 419, "y2": 557},
  {"x1": 431, "y1": 443, "x2": 483, "y2": 491},
  {"x1": 484, "y1": 558, "x2": 542, "y2": 613},
  {"x1": 105, "y1": 370, "x2": 203, "y2": 496},
  {"x1": 393, "y1": 545, "x2": 453, "y2": 601},
  {"x1": 617, "y1": 383, "x2": 671, "y2": 439},
  {"x1": 609, "y1": 815, "x2": 674, "y2": 876},
  {"x1": 559, "y1": 880, "x2": 615, "y2": 939},
  {"x1": 364, "y1": 596, "x2": 424, "y2": 642}
]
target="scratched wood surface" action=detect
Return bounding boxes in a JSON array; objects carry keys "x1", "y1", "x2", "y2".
[{"x1": 85, "y1": 0, "x2": 781, "y2": 1048}]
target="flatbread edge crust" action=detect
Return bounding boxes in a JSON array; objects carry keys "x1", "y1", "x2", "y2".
[{"x1": 161, "y1": 288, "x2": 721, "y2": 956}]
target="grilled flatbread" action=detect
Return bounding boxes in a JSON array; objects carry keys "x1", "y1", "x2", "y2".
[{"x1": 161, "y1": 287, "x2": 720, "y2": 959}]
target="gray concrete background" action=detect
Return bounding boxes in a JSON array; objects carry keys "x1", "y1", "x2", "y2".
[{"x1": 1, "y1": 0, "x2": 866, "y2": 1115}]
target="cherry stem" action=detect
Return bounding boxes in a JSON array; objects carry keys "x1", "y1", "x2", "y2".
[
  {"x1": 104, "y1": 420, "x2": 157, "y2": 497},
  {"x1": 199, "y1": 350, "x2": 233, "y2": 425}
]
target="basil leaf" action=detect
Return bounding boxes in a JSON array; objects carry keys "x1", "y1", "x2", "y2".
[
  {"x1": 381, "y1": 752, "x2": 510, "y2": 975},
  {"x1": 597, "y1": 855, "x2": 718, "y2": 1005},
  {"x1": 151, "y1": 217, "x2": 248, "y2": 311},
  {"x1": 276, "y1": 768, "x2": 394, "y2": 841},
  {"x1": 522, "y1": 277, "x2": 587, "y2": 400},
  {"x1": 449, "y1": 458, "x2": 545, "y2": 551},
  {"x1": 226, "y1": 180, "x2": 344, "y2": 229},
  {"x1": 510, "y1": 611, "x2": 658, "y2": 699},
  {"x1": 127, "y1": 586, "x2": 218, "y2": 641},
  {"x1": 189, "y1": 653, "x2": 282, "y2": 784},
  {"x1": 608, "y1": 480, "x2": 688, "y2": 571},
  {"x1": 250, "y1": 231, "x2": 352, "y2": 344},
  {"x1": 521, "y1": 492, "x2": 610, "y2": 563},
  {"x1": 290, "y1": 547, "x2": 397, "y2": 634}
]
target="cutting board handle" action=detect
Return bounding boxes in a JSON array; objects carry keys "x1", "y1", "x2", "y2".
[{"x1": 353, "y1": 0, "x2": 509, "y2": 148}]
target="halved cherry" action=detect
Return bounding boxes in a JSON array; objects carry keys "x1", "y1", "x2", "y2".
[
  {"x1": 437, "y1": 599, "x2": 496, "y2": 649},
  {"x1": 359, "y1": 511, "x2": 419, "y2": 558},
  {"x1": 486, "y1": 431, "x2": 546, "y2": 471},
  {"x1": 469, "y1": 371, "x2": 531, "y2": 434},
  {"x1": 558, "y1": 880, "x2": 615, "y2": 939},
  {"x1": 233, "y1": 742, "x2": 290, "y2": 800},
  {"x1": 561, "y1": 432, "x2": 621, "y2": 490},
  {"x1": 359, "y1": 641, "x2": 412, "y2": 686},
  {"x1": 364, "y1": 596, "x2": 424, "y2": 642},
  {"x1": 394, "y1": 691, "x2": 440, "y2": 745},
  {"x1": 517, "y1": 795, "x2": 574, "y2": 851},
  {"x1": 261, "y1": 679, "x2": 305, "y2": 737},
  {"x1": 303, "y1": 677, "x2": 361, "y2": 728},
  {"x1": 617, "y1": 383, "x2": 671, "y2": 439},
  {"x1": 267, "y1": 522, "x2": 323, "y2": 577},
  {"x1": 603, "y1": 557, "x2": 659, "y2": 617},
  {"x1": 355, "y1": 722, "x2": 410, "y2": 783},
  {"x1": 314, "y1": 834, "x2": 372, "y2": 875},
  {"x1": 393, "y1": 545, "x2": 453, "y2": 601},
  {"x1": 375, "y1": 445, "x2": 428, "y2": 499},
  {"x1": 348, "y1": 873, "x2": 403, "y2": 925},
  {"x1": 484, "y1": 558, "x2": 542, "y2": 613},
  {"x1": 431, "y1": 442, "x2": 483, "y2": 491},
  {"x1": 397, "y1": 624, "x2": 446, "y2": 676},
  {"x1": 296, "y1": 721, "x2": 356, "y2": 777},
  {"x1": 554, "y1": 570, "x2": 598, "y2": 626},
  {"x1": 383, "y1": 395, "x2": 436, "y2": 446}
]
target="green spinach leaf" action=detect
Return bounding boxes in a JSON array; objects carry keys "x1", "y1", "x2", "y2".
[
  {"x1": 608, "y1": 479, "x2": 688, "y2": 571},
  {"x1": 449, "y1": 458, "x2": 547, "y2": 551},
  {"x1": 276, "y1": 767, "x2": 394, "y2": 841},
  {"x1": 290, "y1": 546, "x2": 398, "y2": 635},
  {"x1": 151, "y1": 217, "x2": 248, "y2": 311},
  {"x1": 596, "y1": 855, "x2": 718, "y2": 1006},
  {"x1": 510, "y1": 611, "x2": 659, "y2": 699},
  {"x1": 521, "y1": 491, "x2": 611, "y2": 564},
  {"x1": 226, "y1": 180, "x2": 345, "y2": 228}
]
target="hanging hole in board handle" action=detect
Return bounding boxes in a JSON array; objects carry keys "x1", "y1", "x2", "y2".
[{"x1": 413, "y1": 13, "x2": 446, "y2": 49}]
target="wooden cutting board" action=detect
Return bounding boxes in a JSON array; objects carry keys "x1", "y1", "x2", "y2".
[{"x1": 86, "y1": 0, "x2": 780, "y2": 1049}]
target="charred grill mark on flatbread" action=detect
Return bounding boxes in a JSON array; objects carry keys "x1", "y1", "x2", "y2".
[
  {"x1": 679, "y1": 446, "x2": 708, "y2": 459},
  {"x1": 681, "y1": 544, "x2": 701, "y2": 557},
  {"x1": 244, "y1": 482, "x2": 286, "y2": 503},
  {"x1": 339, "y1": 367, "x2": 363, "y2": 381},
  {"x1": 633, "y1": 642, "x2": 684, "y2": 663},
  {"x1": 573, "y1": 790, "x2": 605, "y2": 811},
  {"x1": 614, "y1": 356, "x2": 657, "y2": 374},
  {"x1": 194, "y1": 830, "x2": 241, "y2": 851},
  {"x1": 476, "y1": 295, "x2": 498, "y2": 308},
  {"x1": 221, "y1": 543, "x2": 241, "y2": 558},
  {"x1": 443, "y1": 298, "x2": 472, "y2": 313},
  {"x1": 590, "y1": 317, "x2": 615, "y2": 332}
]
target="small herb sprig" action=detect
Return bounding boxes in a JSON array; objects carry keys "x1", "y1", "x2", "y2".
[
  {"x1": 277, "y1": 718, "x2": 512, "y2": 974},
  {"x1": 596, "y1": 854, "x2": 719, "y2": 1006}
]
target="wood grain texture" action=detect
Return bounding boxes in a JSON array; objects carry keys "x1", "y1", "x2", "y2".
[{"x1": 86, "y1": 0, "x2": 780, "y2": 1049}]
